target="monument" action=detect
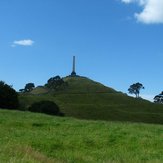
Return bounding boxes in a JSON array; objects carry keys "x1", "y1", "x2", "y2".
[{"x1": 71, "y1": 56, "x2": 77, "y2": 76}]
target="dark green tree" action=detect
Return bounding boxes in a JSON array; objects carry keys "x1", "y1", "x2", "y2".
[
  {"x1": 45, "y1": 75, "x2": 65, "y2": 90},
  {"x1": 128, "y1": 82, "x2": 144, "y2": 98},
  {"x1": 154, "y1": 92, "x2": 163, "y2": 104},
  {"x1": 28, "y1": 101, "x2": 64, "y2": 116},
  {"x1": 19, "y1": 88, "x2": 25, "y2": 93},
  {"x1": 24, "y1": 83, "x2": 35, "y2": 92},
  {"x1": 0, "y1": 81, "x2": 19, "y2": 109}
]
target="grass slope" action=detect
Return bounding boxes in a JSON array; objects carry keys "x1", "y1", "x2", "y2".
[
  {"x1": 0, "y1": 110, "x2": 163, "y2": 163},
  {"x1": 63, "y1": 76, "x2": 116, "y2": 93},
  {"x1": 20, "y1": 76, "x2": 163, "y2": 124}
]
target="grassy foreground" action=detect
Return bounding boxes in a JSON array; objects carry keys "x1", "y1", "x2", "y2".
[{"x1": 0, "y1": 110, "x2": 163, "y2": 163}]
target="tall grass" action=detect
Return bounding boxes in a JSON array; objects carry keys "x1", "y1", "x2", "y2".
[{"x1": 0, "y1": 110, "x2": 163, "y2": 162}]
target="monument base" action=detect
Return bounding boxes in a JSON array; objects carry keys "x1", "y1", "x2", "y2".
[{"x1": 71, "y1": 71, "x2": 76, "y2": 77}]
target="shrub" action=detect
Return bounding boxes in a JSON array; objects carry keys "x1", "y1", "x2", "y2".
[
  {"x1": 0, "y1": 81, "x2": 19, "y2": 109},
  {"x1": 28, "y1": 101, "x2": 64, "y2": 116}
]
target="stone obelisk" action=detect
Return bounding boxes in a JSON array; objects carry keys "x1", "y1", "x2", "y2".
[{"x1": 71, "y1": 56, "x2": 76, "y2": 76}]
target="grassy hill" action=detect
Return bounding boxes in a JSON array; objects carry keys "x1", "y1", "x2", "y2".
[
  {"x1": 19, "y1": 76, "x2": 163, "y2": 124},
  {"x1": 0, "y1": 110, "x2": 163, "y2": 163}
]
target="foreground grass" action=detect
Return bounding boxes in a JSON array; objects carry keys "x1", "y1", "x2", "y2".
[{"x1": 0, "y1": 110, "x2": 163, "y2": 162}]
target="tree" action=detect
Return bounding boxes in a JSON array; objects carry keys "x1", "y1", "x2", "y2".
[
  {"x1": 19, "y1": 89, "x2": 25, "y2": 93},
  {"x1": 45, "y1": 75, "x2": 66, "y2": 90},
  {"x1": 28, "y1": 101, "x2": 64, "y2": 116},
  {"x1": 154, "y1": 92, "x2": 163, "y2": 104},
  {"x1": 128, "y1": 82, "x2": 144, "y2": 98},
  {"x1": 24, "y1": 83, "x2": 35, "y2": 92},
  {"x1": 0, "y1": 81, "x2": 19, "y2": 109}
]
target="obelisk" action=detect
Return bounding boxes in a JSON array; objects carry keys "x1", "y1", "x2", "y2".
[{"x1": 71, "y1": 56, "x2": 76, "y2": 76}]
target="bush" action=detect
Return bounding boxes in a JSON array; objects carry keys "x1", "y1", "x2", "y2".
[
  {"x1": 28, "y1": 101, "x2": 64, "y2": 116},
  {"x1": 0, "y1": 81, "x2": 19, "y2": 109}
]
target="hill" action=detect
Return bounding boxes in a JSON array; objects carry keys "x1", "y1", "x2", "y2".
[
  {"x1": 29, "y1": 76, "x2": 116, "y2": 94},
  {"x1": 63, "y1": 76, "x2": 117, "y2": 93},
  {"x1": 0, "y1": 110, "x2": 163, "y2": 162},
  {"x1": 19, "y1": 76, "x2": 163, "y2": 124}
]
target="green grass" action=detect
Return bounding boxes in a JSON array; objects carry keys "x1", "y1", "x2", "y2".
[
  {"x1": 19, "y1": 76, "x2": 163, "y2": 124},
  {"x1": 62, "y1": 76, "x2": 116, "y2": 93},
  {"x1": 0, "y1": 109, "x2": 163, "y2": 162}
]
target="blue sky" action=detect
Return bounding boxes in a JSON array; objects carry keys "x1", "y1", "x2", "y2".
[{"x1": 0, "y1": 0, "x2": 163, "y2": 101}]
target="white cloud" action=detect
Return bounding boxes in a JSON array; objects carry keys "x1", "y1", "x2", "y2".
[
  {"x1": 121, "y1": 0, "x2": 135, "y2": 3},
  {"x1": 12, "y1": 39, "x2": 34, "y2": 47},
  {"x1": 121, "y1": 0, "x2": 163, "y2": 24},
  {"x1": 121, "y1": 0, "x2": 148, "y2": 5}
]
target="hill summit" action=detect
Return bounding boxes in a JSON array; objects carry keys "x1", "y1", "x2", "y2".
[
  {"x1": 31, "y1": 76, "x2": 117, "y2": 95},
  {"x1": 63, "y1": 76, "x2": 117, "y2": 93}
]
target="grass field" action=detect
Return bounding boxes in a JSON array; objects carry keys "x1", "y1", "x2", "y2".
[{"x1": 0, "y1": 110, "x2": 163, "y2": 162}]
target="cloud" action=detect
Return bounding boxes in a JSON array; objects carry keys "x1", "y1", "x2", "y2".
[
  {"x1": 121, "y1": 0, "x2": 135, "y2": 3},
  {"x1": 121, "y1": 0, "x2": 163, "y2": 24},
  {"x1": 12, "y1": 39, "x2": 34, "y2": 47},
  {"x1": 121, "y1": 0, "x2": 147, "y2": 5}
]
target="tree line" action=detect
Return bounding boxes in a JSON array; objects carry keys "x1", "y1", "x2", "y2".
[
  {"x1": 19, "y1": 75, "x2": 66, "y2": 93},
  {"x1": 0, "y1": 77, "x2": 163, "y2": 113},
  {"x1": 0, "y1": 76, "x2": 66, "y2": 116}
]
